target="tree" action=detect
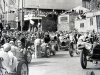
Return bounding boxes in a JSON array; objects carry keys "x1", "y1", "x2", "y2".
[{"x1": 41, "y1": 14, "x2": 58, "y2": 32}]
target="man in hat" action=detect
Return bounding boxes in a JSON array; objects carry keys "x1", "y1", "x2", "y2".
[
  {"x1": 0, "y1": 43, "x2": 11, "y2": 73},
  {"x1": 0, "y1": 43, "x2": 18, "y2": 73}
]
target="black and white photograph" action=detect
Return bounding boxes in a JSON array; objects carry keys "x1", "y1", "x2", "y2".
[{"x1": 0, "y1": 0, "x2": 100, "y2": 75}]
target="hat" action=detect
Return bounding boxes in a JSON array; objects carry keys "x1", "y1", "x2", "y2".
[
  {"x1": 17, "y1": 40, "x2": 21, "y2": 43},
  {"x1": 3, "y1": 43, "x2": 11, "y2": 52},
  {"x1": 9, "y1": 41, "x2": 14, "y2": 45}
]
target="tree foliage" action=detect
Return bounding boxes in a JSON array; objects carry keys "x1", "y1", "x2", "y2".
[{"x1": 41, "y1": 14, "x2": 58, "y2": 32}]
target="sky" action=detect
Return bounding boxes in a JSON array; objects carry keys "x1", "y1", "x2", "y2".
[{"x1": 17, "y1": 0, "x2": 82, "y2": 10}]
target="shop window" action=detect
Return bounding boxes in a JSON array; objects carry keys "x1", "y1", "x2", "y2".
[
  {"x1": 96, "y1": 15, "x2": 100, "y2": 29},
  {"x1": 60, "y1": 17, "x2": 68, "y2": 22}
]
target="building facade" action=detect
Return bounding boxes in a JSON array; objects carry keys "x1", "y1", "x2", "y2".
[
  {"x1": 58, "y1": 12, "x2": 78, "y2": 31},
  {"x1": 75, "y1": 11, "x2": 100, "y2": 32},
  {"x1": 82, "y1": 0, "x2": 91, "y2": 9}
]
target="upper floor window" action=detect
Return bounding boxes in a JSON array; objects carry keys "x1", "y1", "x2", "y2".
[
  {"x1": 90, "y1": 18, "x2": 93, "y2": 25},
  {"x1": 80, "y1": 23, "x2": 84, "y2": 28}
]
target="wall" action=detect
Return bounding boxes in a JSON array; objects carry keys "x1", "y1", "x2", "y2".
[
  {"x1": 82, "y1": 0, "x2": 90, "y2": 9},
  {"x1": 58, "y1": 14, "x2": 70, "y2": 31},
  {"x1": 75, "y1": 16, "x2": 97, "y2": 32}
]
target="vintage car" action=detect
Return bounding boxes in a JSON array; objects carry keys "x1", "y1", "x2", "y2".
[
  {"x1": 59, "y1": 35, "x2": 70, "y2": 51},
  {"x1": 41, "y1": 42, "x2": 56, "y2": 57},
  {"x1": 41, "y1": 43, "x2": 51, "y2": 57},
  {"x1": 78, "y1": 41, "x2": 100, "y2": 69}
]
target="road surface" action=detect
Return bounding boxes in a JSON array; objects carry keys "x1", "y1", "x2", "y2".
[{"x1": 29, "y1": 51, "x2": 100, "y2": 75}]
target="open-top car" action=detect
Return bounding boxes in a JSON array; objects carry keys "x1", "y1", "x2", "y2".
[
  {"x1": 59, "y1": 35, "x2": 70, "y2": 51},
  {"x1": 78, "y1": 41, "x2": 100, "y2": 69}
]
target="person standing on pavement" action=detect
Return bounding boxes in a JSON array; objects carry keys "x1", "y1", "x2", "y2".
[{"x1": 34, "y1": 33, "x2": 41, "y2": 58}]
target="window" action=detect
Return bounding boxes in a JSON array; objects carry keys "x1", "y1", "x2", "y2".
[
  {"x1": 80, "y1": 23, "x2": 84, "y2": 28},
  {"x1": 96, "y1": 15, "x2": 100, "y2": 29},
  {"x1": 60, "y1": 17, "x2": 68, "y2": 22},
  {"x1": 90, "y1": 18, "x2": 93, "y2": 25}
]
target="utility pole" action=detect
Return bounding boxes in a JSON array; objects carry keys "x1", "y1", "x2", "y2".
[
  {"x1": 2, "y1": 0, "x2": 5, "y2": 27},
  {"x1": 21, "y1": 0, "x2": 24, "y2": 32},
  {"x1": 17, "y1": 0, "x2": 20, "y2": 30}
]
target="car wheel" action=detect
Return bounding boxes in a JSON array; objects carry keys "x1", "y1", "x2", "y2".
[
  {"x1": 45, "y1": 48, "x2": 51, "y2": 57},
  {"x1": 81, "y1": 50, "x2": 87, "y2": 69},
  {"x1": 27, "y1": 52, "x2": 32, "y2": 63},
  {"x1": 55, "y1": 45, "x2": 58, "y2": 51},
  {"x1": 69, "y1": 49, "x2": 74, "y2": 57},
  {"x1": 17, "y1": 61, "x2": 29, "y2": 75},
  {"x1": 52, "y1": 51, "x2": 56, "y2": 55},
  {"x1": 76, "y1": 51, "x2": 80, "y2": 55}
]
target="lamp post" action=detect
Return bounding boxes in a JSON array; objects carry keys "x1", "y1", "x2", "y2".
[
  {"x1": 37, "y1": 5, "x2": 40, "y2": 23},
  {"x1": 21, "y1": 0, "x2": 24, "y2": 32},
  {"x1": 17, "y1": 0, "x2": 20, "y2": 30}
]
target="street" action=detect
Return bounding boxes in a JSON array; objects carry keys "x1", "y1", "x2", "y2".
[{"x1": 29, "y1": 51, "x2": 100, "y2": 75}]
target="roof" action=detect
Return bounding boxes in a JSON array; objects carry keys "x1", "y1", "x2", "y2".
[
  {"x1": 86, "y1": 10, "x2": 100, "y2": 17},
  {"x1": 72, "y1": 6, "x2": 90, "y2": 13},
  {"x1": 16, "y1": 0, "x2": 82, "y2": 10}
]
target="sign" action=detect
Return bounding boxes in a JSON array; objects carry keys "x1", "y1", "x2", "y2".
[{"x1": 60, "y1": 17, "x2": 68, "y2": 22}]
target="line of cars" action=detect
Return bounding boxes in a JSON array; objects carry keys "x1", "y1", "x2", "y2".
[
  {"x1": 59, "y1": 34, "x2": 80, "y2": 57},
  {"x1": 26, "y1": 38, "x2": 58, "y2": 63}
]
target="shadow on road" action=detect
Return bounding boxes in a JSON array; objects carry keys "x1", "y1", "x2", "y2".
[
  {"x1": 86, "y1": 68, "x2": 100, "y2": 70},
  {"x1": 51, "y1": 52, "x2": 80, "y2": 58},
  {"x1": 30, "y1": 61, "x2": 51, "y2": 66},
  {"x1": 51, "y1": 53, "x2": 68, "y2": 58}
]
